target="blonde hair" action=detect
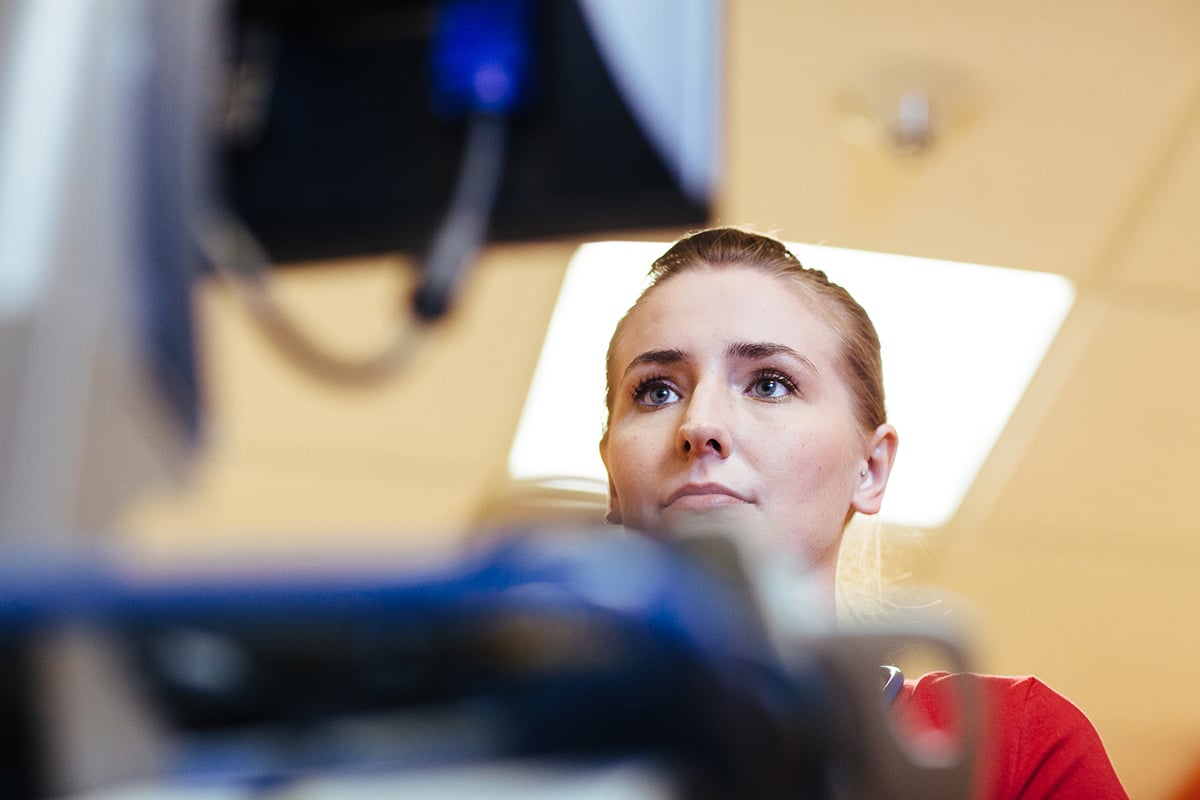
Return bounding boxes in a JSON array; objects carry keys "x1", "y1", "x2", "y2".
[{"x1": 835, "y1": 516, "x2": 887, "y2": 624}]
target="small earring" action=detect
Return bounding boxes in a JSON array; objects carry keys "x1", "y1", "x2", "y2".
[{"x1": 859, "y1": 469, "x2": 868, "y2": 477}]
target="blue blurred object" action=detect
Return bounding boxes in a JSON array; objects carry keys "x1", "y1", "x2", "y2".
[
  {"x1": 430, "y1": 0, "x2": 537, "y2": 118},
  {"x1": 0, "y1": 530, "x2": 821, "y2": 796},
  {"x1": 0, "y1": 528, "x2": 975, "y2": 799}
]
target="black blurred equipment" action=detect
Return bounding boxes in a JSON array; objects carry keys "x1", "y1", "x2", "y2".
[{"x1": 221, "y1": 0, "x2": 718, "y2": 319}]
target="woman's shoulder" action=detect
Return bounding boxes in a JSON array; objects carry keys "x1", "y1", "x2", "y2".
[
  {"x1": 901, "y1": 670, "x2": 1077, "y2": 719},
  {"x1": 893, "y1": 671, "x2": 1128, "y2": 799}
]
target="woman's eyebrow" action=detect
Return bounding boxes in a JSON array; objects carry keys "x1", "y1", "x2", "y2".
[
  {"x1": 728, "y1": 341, "x2": 818, "y2": 373},
  {"x1": 621, "y1": 348, "x2": 689, "y2": 380}
]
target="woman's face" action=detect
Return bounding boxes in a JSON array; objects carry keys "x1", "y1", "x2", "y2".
[{"x1": 600, "y1": 267, "x2": 896, "y2": 579}]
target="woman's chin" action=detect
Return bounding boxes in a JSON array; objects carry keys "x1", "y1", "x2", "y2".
[{"x1": 658, "y1": 505, "x2": 760, "y2": 539}]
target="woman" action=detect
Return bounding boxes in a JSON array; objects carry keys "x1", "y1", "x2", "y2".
[{"x1": 598, "y1": 227, "x2": 1126, "y2": 798}]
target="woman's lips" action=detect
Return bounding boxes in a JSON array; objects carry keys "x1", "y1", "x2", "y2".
[{"x1": 663, "y1": 483, "x2": 751, "y2": 511}]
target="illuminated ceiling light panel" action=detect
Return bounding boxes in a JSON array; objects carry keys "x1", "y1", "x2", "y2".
[{"x1": 509, "y1": 241, "x2": 1075, "y2": 529}]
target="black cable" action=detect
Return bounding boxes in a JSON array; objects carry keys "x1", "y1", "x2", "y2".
[
  {"x1": 197, "y1": 111, "x2": 508, "y2": 387},
  {"x1": 196, "y1": 211, "x2": 429, "y2": 389},
  {"x1": 412, "y1": 113, "x2": 509, "y2": 321}
]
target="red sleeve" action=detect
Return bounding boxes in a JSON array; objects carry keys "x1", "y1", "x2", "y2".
[{"x1": 894, "y1": 672, "x2": 1128, "y2": 799}]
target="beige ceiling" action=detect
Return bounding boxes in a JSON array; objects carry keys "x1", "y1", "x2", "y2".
[{"x1": 121, "y1": 2, "x2": 1200, "y2": 796}]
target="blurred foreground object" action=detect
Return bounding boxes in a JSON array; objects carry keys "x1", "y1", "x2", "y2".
[
  {"x1": 221, "y1": 0, "x2": 716, "y2": 264},
  {"x1": 0, "y1": 0, "x2": 212, "y2": 542},
  {"x1": 0, "y1": 528, "x2": 976, "y2": 799},
  {"x1": 0, "y1": 5, "x2": 218, "y2": 795},
  {"x1": 218, "y1": 0, "x2": 718, "y2": 332}
]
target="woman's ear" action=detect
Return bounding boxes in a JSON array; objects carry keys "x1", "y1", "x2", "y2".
[{"x1": 851, "y1": 423, "x2": 899, "y2": 516}]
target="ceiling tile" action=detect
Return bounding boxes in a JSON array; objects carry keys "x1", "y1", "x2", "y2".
[
  {"x1": 970, "y1": 299, "x2": 1200, "y2": 548},
  {"x1": 1107, "y1": 102, "x2": 1200, "y2": 296},
  {"x1": 723, "y1": 1, "x2": 1200, "y2": 280}
]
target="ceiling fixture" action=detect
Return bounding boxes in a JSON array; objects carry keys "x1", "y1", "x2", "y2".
[{"x1": 834, "y1": 57, "x2": 980, "y2": 156}]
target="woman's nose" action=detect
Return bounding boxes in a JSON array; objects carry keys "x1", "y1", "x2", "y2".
[{"x1": 676, "y1": 384, "x2": 733, "y2": 458}]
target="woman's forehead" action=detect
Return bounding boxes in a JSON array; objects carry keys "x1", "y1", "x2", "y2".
[{"x1": 612, "y1": 268, "x2": 840, "y2": 365}]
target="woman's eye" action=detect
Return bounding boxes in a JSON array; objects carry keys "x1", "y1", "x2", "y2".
[
  {"x1": 749, "y1": 375, "x2": 792, "y2": 399},
  {"x1": 635, "y1": 382, "x2": 679, "y2": 407}
]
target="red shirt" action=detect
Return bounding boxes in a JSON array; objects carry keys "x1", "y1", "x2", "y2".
[{"x1": 893, "y1": 672, "x2": 1128, "y2": 799}]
